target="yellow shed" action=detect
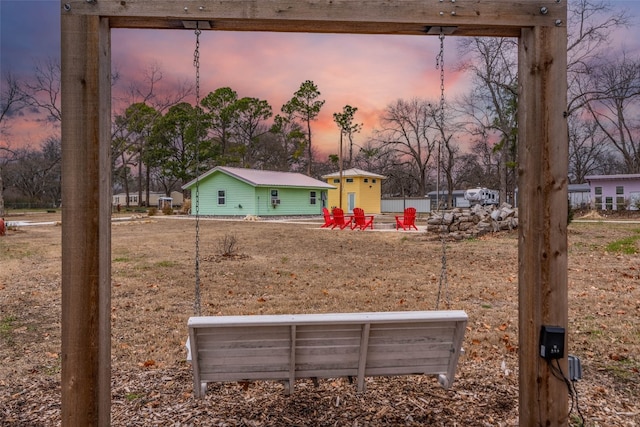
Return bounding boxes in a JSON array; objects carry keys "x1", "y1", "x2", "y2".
[{"x1": 322, "y1": 168, "x2": 386, "y2": 214}]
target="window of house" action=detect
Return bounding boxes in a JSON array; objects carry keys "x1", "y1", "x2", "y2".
[
  {"x1": 271, "y1": 189, "x2": 279, "y2": 204},
  {"x1": 595, "y1": 196, "x2": 602, "y2": 210},
  {"x1": 616, "y1": 196, "x2": 626, "y2": 209},
  {"x1": 364, "y1": 178, "x2": 369, "y2": 183},
  {"x1": 333, "y1": 178, "x2": 340, "y2": 184},
  {"x1": 605, "y1": 197, "x2": 613, "y2": 210},
  {"x1": 372, "y1": 179, "x2": 377, "y2": 184},
  {"x1": 217, "y1": 190, "x2": 226, "y2": 205},
  {"x1": 595, "y1": 186, "x2": 602, "y2": 195},
  {"x1": 310, "y1": 191, "x2": 317, "y2": 205},
  {"x1": 616, "y1": 186, "x2": 624, "y2": 195},
  {"x1": 346, "y1": 178, "x2": 354, "y2": 183}
]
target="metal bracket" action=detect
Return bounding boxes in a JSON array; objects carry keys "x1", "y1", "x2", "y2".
[
  {"x1": 425, "y1": 26, "x2": 457, "y2": 35},
  {"x1": 183, "y1": 21, "x2": 212, "y2": 30}
]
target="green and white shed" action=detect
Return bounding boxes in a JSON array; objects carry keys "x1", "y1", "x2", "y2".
[{"x1": 182, "y1": 166, "x2": 336, "y2": 216}]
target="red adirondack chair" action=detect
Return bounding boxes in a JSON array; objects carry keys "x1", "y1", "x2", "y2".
[
  {"x1": 396, "y1": 207, "x2": 418, "y2": 230},
  {"x1": 331, "y1": 207, "x2": 352, "y2": 230},
  {"x1": 321, "y1": 207, "x2": 335, "y2": 228},
  {"x1": 351, "y1": 207, "x2": 374, "y2": 230}
]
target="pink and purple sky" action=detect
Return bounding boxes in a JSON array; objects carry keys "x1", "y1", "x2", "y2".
[{"x1": 2, "y1": 1, "x2": 639, "y2": 157}]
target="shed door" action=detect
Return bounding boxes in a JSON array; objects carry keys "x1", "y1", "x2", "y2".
[{"x1": 347, "y1": 193, "x2": 356, "y2": 212}]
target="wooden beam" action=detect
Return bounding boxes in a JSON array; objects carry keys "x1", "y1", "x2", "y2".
[
  {"x1": 61, "y1": 13, "x2": 112, "y2": 426},
  {"x1": 518, "y1": 24, "x2": 569, "y2": 426},
  {"x1": 61, "y1": 0, "x2": 566, "y2": 37}
]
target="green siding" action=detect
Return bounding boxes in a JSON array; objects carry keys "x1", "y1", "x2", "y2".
[
  {"x1": 188, "y1": 171, "x2": 327, "y2": 216},
  {"x1": 255, "y1": 187, "x2": 325, "y2": 216}
]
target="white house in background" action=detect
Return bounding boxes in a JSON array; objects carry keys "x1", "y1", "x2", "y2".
[
  {"x1": 112, "y1": 190, "x2": 184, "y2": 208},
  {"x1": 585, "y1": 174, "x2": 640, "y2": 210}
]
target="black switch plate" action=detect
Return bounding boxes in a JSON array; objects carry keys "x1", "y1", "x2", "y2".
[{"x1": 540, "y1": 325, "x2": 565, "y2": 360}]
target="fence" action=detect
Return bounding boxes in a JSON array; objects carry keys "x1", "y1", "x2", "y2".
[{"x1": 381, "y1": 198, "x2": 431, "y2": 214}]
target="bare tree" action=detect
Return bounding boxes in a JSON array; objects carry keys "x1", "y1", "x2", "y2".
[
  {"x1": 22, "y1": 58, "x2": 62, "y2": 125},
  {"x1": 3, "y1": 138, "x2": 61, "y2": 207},
  {"x1": 457, "y1": 37, "x2": 518, "y2": 204},
  {"x1": 567, "y1": 0, "x2": 630, "y2": 115},
  {"x1": 376, "y1": 98, "x2": 439, "y2": 197},
  {"x1": 568, "y1": 114, "x2": 611, "y2": 182},
  {"x1": 584, "y1": 53, "x2": 640, "y2": 173},
  {"x1": 1, "y1": 71, "x2": 28, "y2": 216}
]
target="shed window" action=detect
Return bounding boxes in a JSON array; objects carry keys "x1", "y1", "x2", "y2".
[
  {"x1": 364, "y1": 178, "x2": 369, "y2": 183},
  {"x1": 217, "y1": 190, "x2": 226, "y2": 205},
  {"x1": 616, "y1": 186, "x2": 624, "y2": 195},
  {"x1": 605, "y1": 197, "x2": 613, "y2": 210},
  {"x1": 372, "y1": 179, "x2": 377, "y2": 184},
  {"x1": 310, "y1": 191, "x2": 317, "y2": 205},
  {"x1": 333, "y1": 178, "x2": 340, "y2": 184},
  {"x1": 270, "y1": 189, "x2": 280, "y2": 205},
  {"x1": 346, "y1": 178, "x2": 354, "y2": 183},
  {"x1": 595, "y1": 186, "x2": 602, "y2": 195}
]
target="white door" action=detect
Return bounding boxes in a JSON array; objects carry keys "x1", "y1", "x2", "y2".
[{"x1": 347, "y1": 192, "x2": 356, "y2": 212}]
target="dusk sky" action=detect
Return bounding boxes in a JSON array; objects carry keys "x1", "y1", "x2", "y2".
[{"x1": 2, "y1": 0, "x2": 640, "y2": 157}]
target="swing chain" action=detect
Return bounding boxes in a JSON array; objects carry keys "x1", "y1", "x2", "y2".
[
  {"x1": 435, "y1": 28, "x2": 450, "y2": 310},
  {"x1": 437, "y1": 31, "x2": 446, "y2": 135},
  {"x1": 193, "y1": 25, "x2": 202, "y2": 316}
]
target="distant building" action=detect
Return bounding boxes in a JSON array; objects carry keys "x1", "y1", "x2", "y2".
[
  {"x1": 182, "y1": 166, "x2": 335, "y2": 216},
  {"x1": 585, "y1": 174, "x2": 640, "y2": 210},
  {"x1": 112, "y1": 190, "x2": 184, "y2": 208},
  {"x1": 426, "y1": 190, "x2": 469, "y2": 210},
  {"x1": 322, "y1": 168, "x2": 386, "y2": 214}
]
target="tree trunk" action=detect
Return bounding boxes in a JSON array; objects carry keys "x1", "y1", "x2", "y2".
[
  {"x1": 306, "y1": 120, "x2": 312, "y2": 176},
  {"x1": 0, "y1": 167, "x2": 5, "y2": 216}
]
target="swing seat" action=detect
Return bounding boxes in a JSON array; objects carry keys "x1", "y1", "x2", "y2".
[
  {"x1": 186, "y1": 310, "x2": 467, "y2": 397},
  {"x1": 396, "y1": 207, "x2": 418, "y2": 230},
  {"x1": 350, "y1": 208, "x2": 374, "y2": 230},
  {"x1": 320, "y1": 207, "x2": 335, "y2": 228}
]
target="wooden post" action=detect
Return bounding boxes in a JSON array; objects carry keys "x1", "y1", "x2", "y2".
[
  {"x1": 518, "y1": 24, "x2": 569, "y2": 426},
  {"x1": 61, "y1": 13, "x2": 112, "y2": 426}
]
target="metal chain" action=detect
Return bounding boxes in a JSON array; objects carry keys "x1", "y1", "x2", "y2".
[
  {"x1": 193, "y1": 25, "x2": 202, "y2": 316},
  {"x1": 435, "y1": 29, "x2": 449, "y2": 310}
]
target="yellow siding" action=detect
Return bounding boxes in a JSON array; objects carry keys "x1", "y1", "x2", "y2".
[{"x1": 325, "y1": 176, "x2": 382, "y2": 214}]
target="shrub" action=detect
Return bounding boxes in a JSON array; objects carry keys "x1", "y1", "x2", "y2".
[
  {"x1": 181, "y1": 199, "x2": 192, "y2": 215},
  {"x1": 218, "y1": 233, "x2": 240, "y2": 257},
  {"x1": 147, "y1": 207, "x2": 157, "y2": 216},
  {"x1": 162, "y1": 204, "x2": 173, "y2": 215}
]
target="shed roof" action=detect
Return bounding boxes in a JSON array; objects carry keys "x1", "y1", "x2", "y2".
[
  {"x1": 585, "y1": 174, "x2": 640, "y2": 181},
  {"x1": 322, "y1": 168, "x2": 386, "y2": 179},
  {"x1": 182, "y1": 166, "x2": 336, "y2": 190}
]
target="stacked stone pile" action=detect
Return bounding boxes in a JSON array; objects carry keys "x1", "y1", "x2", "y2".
[{"x1": 426, "y1": 203, "x2": 518, "y2": 239}]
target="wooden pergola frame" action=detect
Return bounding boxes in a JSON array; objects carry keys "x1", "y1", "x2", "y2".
[{"x1": 60, "y1": 1, "x2": 568, "y2": 425}]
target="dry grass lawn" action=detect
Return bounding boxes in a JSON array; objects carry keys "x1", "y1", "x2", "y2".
[{"x1": 0, "y1": 211, "x2": 639, "y2": 426}]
